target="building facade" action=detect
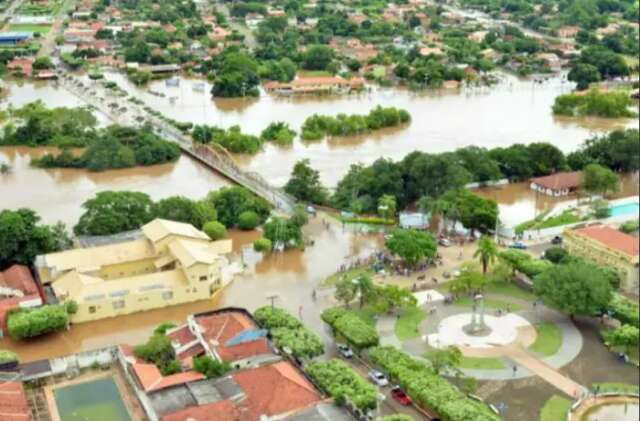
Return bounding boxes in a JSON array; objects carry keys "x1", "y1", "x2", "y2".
[
  {"x1": 36, "y1": 219, "x2": 235, "y2": 323},
  {"x1": 564, "y1": 225, "x2": 640, "y2": 293},
  {"x1": 530, "y1": 171, "x2": 582, "y2": 197}
]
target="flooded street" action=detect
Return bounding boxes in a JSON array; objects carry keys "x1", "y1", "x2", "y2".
[{"x1": 0, "y1": 216, "x2": 382, "y2": 362}]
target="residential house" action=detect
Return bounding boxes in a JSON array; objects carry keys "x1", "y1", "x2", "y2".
[
  {"x1": 7, "y1": 58, "x2": 33, "y2": 77},
  {"x1": 557, "y1": 25, "x2": 580, "y2": 38},
  {"x1": 419, "y1": 45, "x2": 443, "y2": 56},
  {"x1": 596, "y1": 23, "x2": 620, "y2": 39},
  {"x1": 467, "y1": 30, "x2": 488, "y2": 43},
  {"x1": 245, "y1": 13, "x2": 264, "y2": 29},
  {"x1": 264, "y1": 75, "x2": 364, "y2": 95},
  {"x1": 564, "y1": 225, "x2": 639, "y2": 292},
  {"x1": 0, "y1": 265, "x2": 43, "y2": 338},
  {"x1": 347, "y1": 13, "x2": 367, "y2": 25},
  {"x1": 0, "y1": 381, "x2": 32, "y2": 421},
  {"x1": 536, "y1": 52, "x2": 562, "y2": 72},
  {"x1": 530, "y1": 171, "x2": 581, "y2": 196},
  {"x1": 36, "y1": 219, "x2": 235, "y2": 323}
]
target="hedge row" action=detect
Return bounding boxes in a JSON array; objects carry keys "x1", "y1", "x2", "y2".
[
  {"x1": 254, "y1": 306, "x2": 324, "y2": 359},
  {"x1": 7, "y1": 305, "x2": 69, "y2": 340},
  {"x1": 306, "y1": 359, "x2": 378, "y2": 411},
  {"x1": 499, "y1": 249, "x2": 552, "y2": 278},
  {"x1": 369, "y1": 346, "x2": 500, "y2": 421},
  {"x1": 321, "y1": 308, "x2": 379, "y2": 350},
  {"x1": 609, "y1": 294, "x2": 640, "y2": 328}
]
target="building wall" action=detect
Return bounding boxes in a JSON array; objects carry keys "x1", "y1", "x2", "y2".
[
  {"x1": 99, "y1": 258, "x2": 157, "y2": 280},
  {"x1": 564, "y1": 232, "x2": 639, "y2": 293}
]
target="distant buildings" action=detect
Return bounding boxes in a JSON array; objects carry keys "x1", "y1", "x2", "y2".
[
  {"x1": 36, "y1": 219, "x2": 235, "y2": 323},
  {"x1": 264, "y1": 75, "x2": 364, "y2": 95},
  {"x1": 564, "y1": 225, "x2": 640, "y2": 293},
  {"x1": 530, "y1": 171, "x2": 582, "y2": 197}
]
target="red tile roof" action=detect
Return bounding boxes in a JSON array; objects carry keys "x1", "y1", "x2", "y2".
[
  {"x1": 0, "y1": 382, "x2": 32, "y2": 421},
  {"x1": 573, "y1": 225, "x2": 640, "y2": 257},
  {"x1": 0, "y1": 265, "x2": 37, "y2": 294},
  {"x1": 232, "y1": 361, "x2": 321, "y2": 420},
  {"x1": 531, "y1": 171, "x2": 582, "y2": 191},
  {"x1": 162, "y1": 400, "x2": 242, "y2": 421},
  {"x1": 196, "y1": 312, "x2": 273, "y2": 362},
  {"x1": 167, "y1": 324, "x2": 196, "y2": 347},
  {"x1": 131, "y1": 362, "x2": 205, "y2": 392}
]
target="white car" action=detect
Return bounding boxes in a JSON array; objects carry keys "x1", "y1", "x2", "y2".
[
  {"x1": 337, "y1": 344, "x2": 354, "y2": 358},
  {"x1": 368, "y1": 370, "x2": 389, "y2": 387},
  {"x1": 438, "y1": 238, "x2": 451, "y2": 247}
]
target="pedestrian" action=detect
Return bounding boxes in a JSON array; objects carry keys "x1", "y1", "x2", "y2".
[
  {"x1": 512, "y1": 365, "x2": 517, "y2": 376},
  {"x1": 312, "y1": 289, "x2": 317, "y2": 301}
]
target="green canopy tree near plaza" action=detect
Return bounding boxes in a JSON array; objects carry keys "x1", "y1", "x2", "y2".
[
  {"x1": 533, "y1": 262, "x2": 613, "y2": 318},
  {"x1": 474, "y1": 236, "x2": 498, "y2": 273},
  {"x1": 386, "y1": 228, "x2": 437, "y2": 266}
]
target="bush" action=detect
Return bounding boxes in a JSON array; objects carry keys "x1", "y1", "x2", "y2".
[
  {"x1": 193, "y1": 356, "x2": 231, "y2": 378},
  {"x1": 0, "y1": 350, "x2": 18, "y2": 364},
  {"x1": 203, "y1": 221, "x2": 227, "y2": 240},
  {"x1": 543, "y1": 246, "x2": 568, "y2": 264},
  {"x1": 603, "y1": 324, "x2": 639, "y2": 347},
  {"x1": 154, "y1": 322, "x2": 177, "y2": 335},
  {"x1": 619, "y1": 220, "x2": 639, "y2": 234},
  {"x1": 369, "y1": 346, "x2": 500, "y2": 421},
  {"x1": 552, "y1": 90, "x2": 636, "y2": 118},
  {"x1": 253, "y1": 238, "x2": 272, "y2": 253},
  {"x1": 609, "y1": 294, "x2": 640, "y2": 327},
  {"x1": 321, "y1": 308, "x2": 379, "y2": 350},
  {"x1": 7, "y1": 305, "x2": 69, "y2": 340},
  {"x1": 306, "y1": 359, "x2": 378, "y2": 410},
  {"x1": 300, "y1": 106, "x2": 411, "y2": 140},
  {"x1": 65, "y1": 300, "x2": 78, "y2": 315},
  {"x1": 134, "y1": 332, "x2": 181, "y2": 375},
  {"x1": 254, "y1": 306, "x2": 323, "y2": 359},
  {"x1": 238, "y1": 210, "x2": 260, "y2": 230}
]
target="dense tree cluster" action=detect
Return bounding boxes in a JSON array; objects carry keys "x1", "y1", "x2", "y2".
[
  {"x1": 567, "y1": 129, "x2": 639, "y2": 172},
  {"x1": 301, "y1": 106, "x2": 411, "y2": 140},
  {"x1": 0, "y1": 209, "x2": 71, "y2": 269},
  {"x1": 193, "y1": 124, "x2": 263, "y2": 154},
  {"x1": 321, "y1": 308, "x2": 379, "y2": 349},
  {"x1": 552, "y1": 89, "x2": 636, "y2": 118},
  {"x1": 209, "y1": 50, "x2": 261, "y2": 98},
  {"x1": 306, "y1": 359, "x2": 378, "y2": 410},
  {"x1": 7, "y1": 305, "x2": 70, "y2": 340},
  {"x1": 205, "y1": 186, "x2": 272, "y2": 228},
  {"x1": 284, "y1": 159, "x2": 329, "y2": 204}
]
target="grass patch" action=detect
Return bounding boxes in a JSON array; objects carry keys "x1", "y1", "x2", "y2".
[
  {"x1": 458, "y1": 355, "x2": 505, "y2": 370},
  {"x1": 529, "y1": 322, "x2": 563, "y2": 356},
  {"x1": 516, "y1": 209, "x2": 584, "y2": 234},
  {"x1": 394, "y1": 307, "x2": 426, "y2": 341},
  {"x1": 8, "y1": 24, "x2": 51, "y2": 33},
  {"x1": 321, "y1": 267, "x2": 373, "y2": 288},
  {"x1": 453, "y1": 296, "x2": 523, "y2": 312},
  {"x1": 351, "y1": 305, "x2": 378, "y2": 327},
  {"x1": 484, "y1": 282, "x2": 537, "y2": 302},
  {"x1": 592, "y1": 382, "x2": 639, "y2": 394},
  {"x1": 540, "y1": 395, "x2": 572, "y2": 421}
]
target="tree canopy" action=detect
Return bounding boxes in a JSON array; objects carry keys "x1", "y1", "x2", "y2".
[
  {"x1": 386, "y1": 229, "x2": 437, "y2": 266},
  {"x1": 284, "y1": 159, "x2": 329, "y2": 205},
  {"x1": 74, "y1": 191, "x2": 155, "y2": 236}
]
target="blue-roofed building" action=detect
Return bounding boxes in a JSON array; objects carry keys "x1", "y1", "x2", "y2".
[
  {"x1": 0, "y1": 32, "x2": 33, "y2": 45},
  {"x1": 399, "y1": 212, "x2": 430, "y2": 229}
]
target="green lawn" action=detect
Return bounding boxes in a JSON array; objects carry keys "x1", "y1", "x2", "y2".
[
  {"x1": 454, "y1": 296, "x2": 523, "y2": 312},
  {"x1": 539, "y1": 395, "x2": 572, "y2": 421},
  {"x1": 321, "y1": 267, "x2": 373, "y2": 288},
  {"x1": 529, "y1": 322, "x2": 563, "y2": 356},
  {"x1": 8, "y1": 24, "x2": 51, "y2": 33},
  {"x1": 592, "y1": 382, "x2": 639, "y2": 394},
  {"x1": 484, "y1": 282, "x2": 537, "y2": 302},
  {"x1": 394, "y1": 307, "x2": 426, "y2": 341},
  {"x1": 458, "y1": 355, "x2": 505, "y2": 369}
]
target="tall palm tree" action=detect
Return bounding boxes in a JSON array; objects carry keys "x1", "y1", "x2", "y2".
[
  {"x1": 353, "y1": 275, "x2": 375, "y2": 308},
  {"x1": 474, "y1": 236, "x2": 498, "y2": 274}
]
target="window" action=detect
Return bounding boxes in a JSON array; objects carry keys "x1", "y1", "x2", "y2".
[
  {"x1": 199, "y1": 275, "x2": 208, "y2": 282},
  {"x1": 162, "y1": 291, "x2": 173, "y2": 300},
  {"x1": 112, "y1": 300, "x2": 125, "y2": 310},
  {"x1": 89, "y1": 306, "x2": 96, "y2": 314}
]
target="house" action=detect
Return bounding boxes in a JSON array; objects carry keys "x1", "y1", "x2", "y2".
[
  {"x1": 0, "y1": 31, "x2": 33, "y2": 46},
  {"x1": 596, "y1": 23, "x2": 620, "y2": 38},
  {"x1": 7, "y1": 58, "x2": 33, "y2": 77},
  {"x1": 467, "y1": 30, "x2": 488, "y2": 43},
  {"x1": 0, "y1": 265, "x2": 43, "y2": 338},
  {"x1": 0, "y1": 381, "x2": 32, "y2": 421},
  {"x1": 530, "y1": 171, "x2": 581, "y2": 196},
  {"x1": 36, "y1": 219, "x2": 235, "y2": 323},
  {"x1": 419, "y1": 46, "x2": 443, "y2": 56},
  {"x1": 264, "y1": 75, "x2": 364, "y2": 95},
  {"x1": 536, "y1": 52, "x2": 562, "y2": 72},
  {"x1": 564, "y1": 225, "x2": 639, "y2": 292},
  {"x1": 442, "y1": 80, "x2": 460, "y2": 89},
  {"x1": 557, "y1": 26, "x2": 580, "y2": 38},
  {"x1": 347, "y1": 13, "x2": 367, "y2": 25},
  {"x1": 209, "y1": 26, "x2": 231, "y2": 42},
  {"x1": 245, "y1": 13, "x2": 264, "y2": 29}
]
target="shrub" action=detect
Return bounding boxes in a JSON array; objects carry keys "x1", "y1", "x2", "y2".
[
  {"x1": 154, "y1": 322, "x2": 177, "y2": 335},
  {"x1": 134, "y1": 332, "x2": 181, "y2": 375},
  {"x1": 193, "y1": 356, "x2": 231, "y2": 378},
  {"x1": 7, "y1": 305, "x2": 69, "y2": 340},
  {"x1": 321, "y1": 308, "x2": 379, "y2": 350},
  {"x1": 203, "y1": 221, "x2": 227, "y2": 240},
  {"x1": 254, "y1": 306, "x2": 323, "y2": 359},
  {"x1": 0, "y1": 350, "x2": 18, "y2": 364},
  {"x1": 255, "y1": 306, "x2": 303, "y2": 329},
  {"x1": 307, "y1": 359, "x2": 377, "y2": 410},
  {"x1": 552, "y1": 89, "x2": 636, "y2": 118},
  {"x1": 543, "y1": 246, "x2": 568, "y2": 264},
  {"x1": 253, "y1": 237, "x2": 272, "y2": 252},
  {"x1": 619, "y1": 220, "x2": 639, "y2": 234},
  {"x1": 369, "y1": 347, "x2": 500, "y2": 421},
  {"x1": 609, "y1": 294, "x2": 640, "y2": 327},
  {"x1": 65, "y1": 300, "x2": 78, "y2": 315},
  {"x1": 238, "y1": 211, "x2": 260, "y2": 230},
  {"x1": 603, "y1": 324, "x2": 639, "y2": 347}
]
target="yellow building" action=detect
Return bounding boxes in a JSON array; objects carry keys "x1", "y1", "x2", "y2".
[
  {"x1": 36, "y1": 219, "x2": 235, "y2": 323},
  {"x1": 564, "y1": 224, "x2": 640, "y2": 293}
]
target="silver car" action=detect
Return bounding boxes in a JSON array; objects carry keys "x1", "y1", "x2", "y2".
[{"x1": 368, "y1": 370, "x2": 389, "y2": 386}]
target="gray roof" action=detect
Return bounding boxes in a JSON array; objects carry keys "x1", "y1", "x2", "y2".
[
  {"x1": 285, "y1": 402, "x2": 354, "y2": 421},
  {"x1": 148, "y1": 376, "x2": 245, "y2": 417}
]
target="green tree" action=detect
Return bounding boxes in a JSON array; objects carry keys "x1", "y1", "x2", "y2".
[
  {"x1": 301, "y1": 45, "x2": 335, "y2": 70},
  {"x1": 474, "y1": 236, "x2": 498, "y2": 273},
  {"x1": 568, "y1": 63, "x2": 601, "y2": 90},
  {"x1": 335, "y1": 278, "x2": 357, "y2": 308},
  {"x1": 377, "y1": 194, "x2": 397, "y2": 220},
  {"x1": 193, "y1": 356, "x2": 231, "y2": 378},
  {"x1": 7, "y1": 305, "x2": 69, "y2": 340},
  {"x1": 0, "y1": 209, "x2": 71, "y2": 269},
  {"x1": 203, "y1": 221, "x2": 227, "y2": 240},
  {"x1": 533, "y1": 262, "x2": 612, "y2": 318},
  {"x1": 260, "y1": 122, "x2": 296, "y2": 145},
  {"x1": 74, "y1": 191, "x2": 155, "y2": 236},
  {"x1": 449, "y1": 268, "x2": 489, "y2": 297},
  {"x1": 237, "y1": 210, "x2": 260, "y2": 230},
  {"x1": 581, "y1": 163, "x2": 619, "y2": 197},
  {"x1": 372, "y1": 284, "x2": 417, "y2": 314},
  {"x1": 253, "y1": 237, "x2": 272, "y2": 252},
  {"x1": 603, "y1": 324, "x2": 639, "y2": 347},
  {"x1": 211, "y1": 51, "x2": 260, "y2": 97},
  {"x1": 206, "y1": 186, "x2": 271, "y2": 227},
  {"x1": 386, "y1": 229, "x2": 437, "y2": 266},
  {"x1": 32, "y1": 56, "x2": 53, "y2": 70},
  {"x1": 353, "y1": 275, "x2": 376, "y2": 309},
  {"x1": 425, "y1": 346, "x2": 462, "y2": 375},
  {"x1": 284, "y1": 159, "x2": 328, "y2": 204},
  {"x1": 544, "y1": 246, "x2": 568, "y2": 264},
  {"x1": 263, "y1": 217, "x2": 303, "y2": 249},
  {"x1": 153, "y1": 196, "x2": 216, "y2": 229}
]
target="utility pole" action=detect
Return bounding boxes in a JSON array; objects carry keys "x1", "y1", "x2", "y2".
[{"x1": 266, "y1": 294, "x2": 279, "y2": 309}]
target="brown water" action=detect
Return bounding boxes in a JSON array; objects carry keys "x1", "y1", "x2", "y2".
[
  {"x1": 0, "y1": 146, "x2": 231, "y2": 226},
  {"x1": 476, "y1": 173, "x2": 640, "y2": 227},
  {"x1": 0, "y1": 216, "x2": 382, "y2": 362}
]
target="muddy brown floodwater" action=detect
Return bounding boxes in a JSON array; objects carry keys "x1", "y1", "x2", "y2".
[{"x1": 0, "y1": 218, "x2": 383, "y2": 362}]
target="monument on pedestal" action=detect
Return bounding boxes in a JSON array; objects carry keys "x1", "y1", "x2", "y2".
[{"x1": 463, "y1": 293, "x2": 490, "y2": 336}]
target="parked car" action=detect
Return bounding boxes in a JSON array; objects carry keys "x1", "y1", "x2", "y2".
[
  {"x1": 390, "y1": 386, "x2": 412, "y2": 405},
  {"x1": 438, "y1": 238, "x2": 451, "y2": 247},
  {"x1": 551, "y1": 235, "x2": 563, "y2": 245},
  {"x1": 337, "y1": 344, "x2": 353, "y2": 358},
  {"x1": 368, "y1": 370, "x2": 389, "y2": 386},
  {"x1": 509, "y1": 242, "x2": 528, "y2": 250}
]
